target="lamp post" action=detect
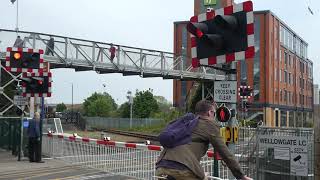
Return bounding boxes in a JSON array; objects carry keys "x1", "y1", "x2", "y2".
[
  {"x1": 127, "y1": 91, "x2": 133, "y2": 128},
  {"x1": 71, "y1": 83, "x2": 73, "y2": 118}
]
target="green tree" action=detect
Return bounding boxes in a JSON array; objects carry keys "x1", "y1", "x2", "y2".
[
  {"x1": 83, "y1": 92, "x2": 117, "y2": 117},
  {"x1": 117, "y1": 102, "x2": 130, "y2": 118},
  {"x1": 154, "y1": 95, "x2": 171, "y2": 113},
  {"x1": 187, "y1": 81, "x2": 214, "y2": 113},
  {"x1": 133, "y1": 90, "x2": 159, "y2": 118},
  {"x1": 56, "y1": 103, "x2": 67, "y2": 112}
]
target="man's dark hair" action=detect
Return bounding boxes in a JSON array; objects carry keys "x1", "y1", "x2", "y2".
[{"x1": 195, "y1": 100, "x2": 214, "y2": 115}]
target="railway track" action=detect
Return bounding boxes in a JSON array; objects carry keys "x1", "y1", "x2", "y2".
[{"x1": 102, "y1": 129, "x2": 159, "y2": 141}]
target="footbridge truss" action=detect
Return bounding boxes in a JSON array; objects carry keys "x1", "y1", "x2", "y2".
[
  {"x1": 0, "y1": 29, "x2": 225, "y2": 116},
  {"x1": 0, "y1": 29, "x2": 224, "y2": 80}
]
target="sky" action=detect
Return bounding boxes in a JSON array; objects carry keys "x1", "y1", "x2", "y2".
[{"x1": 0, "y1": 0, "x2": 319, "y2": 105}]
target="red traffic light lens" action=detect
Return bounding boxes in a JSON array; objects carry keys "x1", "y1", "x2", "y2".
[
  {"x1": 13, "y1": 52, "x2": 21, "y2": 60},
  {"x1": 196, "y1": 29, "x2": 204, "y2": 38},
  {"x1": 187, "y1": 22, "x2": 208, "y2": 38},
  {"x1": 38, "y1": 80, "x2": 43, "y2": 85}
]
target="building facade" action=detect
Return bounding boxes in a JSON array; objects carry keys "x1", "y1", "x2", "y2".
[{"x1": 173, "y1": 0, "x2": 313, "y2": 127}]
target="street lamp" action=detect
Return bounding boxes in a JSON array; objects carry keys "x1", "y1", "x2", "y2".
[{"x1": 127, "y1": 91, "x2": 133, "y2": 128}]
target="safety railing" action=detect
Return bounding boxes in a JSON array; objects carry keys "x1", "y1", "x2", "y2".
[{"x1": 42, "y1": 133, "x2": 232, "y2": 180}]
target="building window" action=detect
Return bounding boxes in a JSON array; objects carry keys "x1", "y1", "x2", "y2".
[
  {"x1": 284, "y1": 71, "x2": 288, "y2": 83},
  {"x1": 281, "y1": 111, "x2": 287, "y2": 127},
  {"x1": 240, "y1": 60, "x2": 247, "y2": 83},
  {"x1": 288, "y1": 73, "x2": 291, "y2": 85},
  {"x1": 284, "y1": 90, "x2": 287, "y2": 103},
  {"x1": 253, "y1": 16, "x2": 261, "y2": 101},
  {"x1": 274, "y1": 68, "x2": 277, "y2": 81},
  {"x1": 280, "y1": 25, "x2": 284, "y2": 44},
  {"x1": 289, "y1": 111, "x2": 294, "y2": 127},
  {"x1": 284, "y1": 51, "x2": 288, "y2": 68},
  {"x1": 280, "y1": 90, "x2": 282, "y2": 102},
  {"x1": 288, "y1": 54, "x2": 291, "y2": 66},
  {"x1": 279, "y1": 69, "x2": 282, "y2": 82},
  {"x1": 275, "y1": 88, "x2": 278, "y2": 101}
]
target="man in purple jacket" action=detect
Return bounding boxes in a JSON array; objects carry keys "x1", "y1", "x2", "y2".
[{"x1": 156, "y1": 100, "x2": 252, "y2": 180}]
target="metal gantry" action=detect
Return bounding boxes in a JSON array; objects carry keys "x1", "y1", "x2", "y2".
[{"x1": 0, "y1": 28, "x2": 225, "y2": 116}]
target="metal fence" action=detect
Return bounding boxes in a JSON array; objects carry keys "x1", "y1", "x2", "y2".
[
  {"x1": 256, "y1": 127, "x2": 314, "y2": 180},
  {"x1": 0, "y1": 117, "x2": 21, "y2": 155},
  {"x1": 42, "y1": 127, "x2": 313, "y2": 180},
  {"x1": 42, "y1": 133, "x2": 234, "y2": 180},
  {"x1": 85, "y1": 117, "x2": 164, "y2": 130}
]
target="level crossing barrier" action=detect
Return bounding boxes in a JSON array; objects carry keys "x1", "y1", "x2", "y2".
[{"x1": 42, "y1": 133, "x2": 233, "y2": 180}]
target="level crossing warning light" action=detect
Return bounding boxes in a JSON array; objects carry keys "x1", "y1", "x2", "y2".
[
  {"x1": 187, "y1": 1, "x2": 254, "y2": 68},
  {"x1": 5, "y1": 47, "x2": 44, "y2": 73},
  {"x1": 20, "y1": 72, "x2": 52, "y2": 97},
  {"x1": 216, "y1": 104, "x2": 231, "y2": 122}
]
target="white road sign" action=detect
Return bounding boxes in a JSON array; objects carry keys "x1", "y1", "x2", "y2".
[
  {"x1": 214, "y1": 81, "x2": 237, "y2": 103},
  {"x1": 259, "y1": 135, "x2": 308, "y2": 176},
  {"x1": 13, "y1": 95, "x2": 28, "y2": 106}
]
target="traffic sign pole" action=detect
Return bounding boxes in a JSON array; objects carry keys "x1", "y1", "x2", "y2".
[
  {"x1": 18, "y1": 105, "x2": 25, "y2": 161},
  {"x1": 227, "y1": 61, "x2": 237, "y2": 179}
]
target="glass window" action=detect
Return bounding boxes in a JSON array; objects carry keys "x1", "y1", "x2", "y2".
[
  {"x1": 289, "y1": 33, "x2": 293, "y2": 51},
  {"x1": 280, "y1": 90, "x2": 282, "y2": 102},
  {"x1": 279, "y1": 69, "x2": 282, "y2": 82},
  {"x1": 274, "y1": 68, "x2": 277, "y2": 81},
  {"x1": 288, "y1": 55, "x2": 291, "y2": 66},
  {"x1": 240, "y1": 60, "x2": 247, "y2": 82},
  {"x1": 281, "y1": 111, "x2": 287, "y2": 127},
  {"x1": 280, "y1": 25, "x2": 284, "y2": 44},
  {"x1": 284, "y1": 71, "x2": 288, "y2": 83},
  {"x1": 284, "y1": 52, "x2": 288, "y2": 68},
  {"x1": 289, "y1": 111, "x2": 294, "y2": 127},
  {"x1": 296, "y1": 38, "x2": 301, "y2": 56},
  {"x1": 253, "y1": 16, "x2": 261, "y2": 101},
  {"x1": 285, "y1": 29, "x2": 289, "y2": 47}
]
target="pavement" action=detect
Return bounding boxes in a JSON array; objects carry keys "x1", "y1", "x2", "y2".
[{"x1": 0, "y1": 149, "x2": 136, "y2": 180}]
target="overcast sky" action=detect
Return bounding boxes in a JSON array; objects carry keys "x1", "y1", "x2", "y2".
[{"x1": 0, "y1": 0, "x2": 319, "y2": 105}]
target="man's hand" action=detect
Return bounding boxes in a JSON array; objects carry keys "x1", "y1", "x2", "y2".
[{"x1": 241, "y1": 175, "x2": 253, "y2": 180}]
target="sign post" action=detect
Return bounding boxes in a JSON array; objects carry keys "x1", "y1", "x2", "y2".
[{"x1": 14, "y1": 95, "x2": 28, "y2": 161}]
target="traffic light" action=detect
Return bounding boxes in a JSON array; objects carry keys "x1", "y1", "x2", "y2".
[
  {"x1": 21, "y1": 72, "x2": 52, "y2": 97},
  {"x1": 216, "y1": 105, "x2": 231, "y2": 122},
  {"x1": 187, "y1": 1, "x2": 254, "y2": 68},
  {"x1": 238, "y1": 85, "x2": 253, "y2": 99},
  {"x1": 5, "y1": 47, "x2": 44, "y2": 73}
]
